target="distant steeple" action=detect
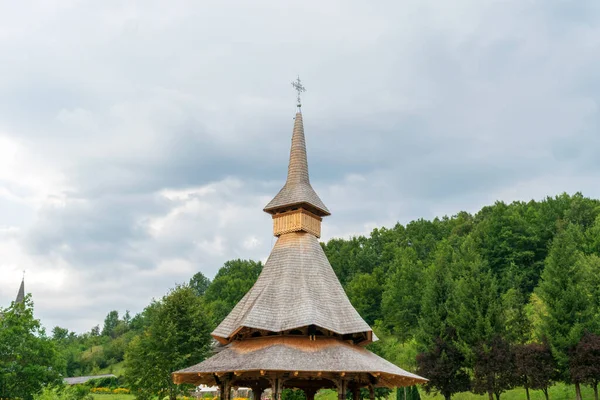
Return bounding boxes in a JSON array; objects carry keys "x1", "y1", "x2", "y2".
[{"x1": 15, "y1": 277, "x2": 25, "y2": 304}]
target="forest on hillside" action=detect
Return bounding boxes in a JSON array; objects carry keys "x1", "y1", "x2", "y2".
[{"x1": 3, "y1": 192, "x2": 600, "y2": 400}]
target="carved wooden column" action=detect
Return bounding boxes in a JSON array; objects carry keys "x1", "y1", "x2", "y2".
[
  {"x1": 336, "y1": 378, "x2": 347, "y2": 400},
  {"x1": 270, "y1": 377, "x2": 282, "y2": 400}
]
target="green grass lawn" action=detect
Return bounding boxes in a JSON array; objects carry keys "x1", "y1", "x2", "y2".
[
  {"x1": 89, "y1": 383, "x2": 594, "y2": 400},
  {"x1": 417, "y1": 382, "x2": 593, "y2": 400},
  {"x1": 315, "y1": 383, "x2": 594, "y2": 400}
]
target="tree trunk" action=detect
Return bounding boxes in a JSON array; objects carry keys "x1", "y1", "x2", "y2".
[
  {"x1": 575, "y1": 382, "x2": 582, "y2": 400},
  {"x1": 543, "y1": 387, "x2": 549, "y2": 400},
  {"x1": 495, "y1": 391, "x2": 500, "y2": 400},
  {"x1": 488, "y1": 390, "x2": 494, "y2": 400},
  {"x1": 525, "y1": 385, "x2": 530, "y2": 400},
  {"x1": 594, "y1": 383, "x2": 598, "y2": 400},
  {"x1": 444, "y1": 395, "x2": 451, "y2": 400}
]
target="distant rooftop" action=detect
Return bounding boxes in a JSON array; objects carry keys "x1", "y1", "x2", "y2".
[{"x1": 64, "y1": 374, "x2": 116, "y2": 385}]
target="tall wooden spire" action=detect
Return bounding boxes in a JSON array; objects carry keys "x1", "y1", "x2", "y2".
[{"x1": 263, "y1": 112, "x2": 330, "y2": 217}]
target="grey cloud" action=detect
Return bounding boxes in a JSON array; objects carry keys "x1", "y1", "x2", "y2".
[{"x1": 2, "y1": 0, "x2": 600, "y2": 331}]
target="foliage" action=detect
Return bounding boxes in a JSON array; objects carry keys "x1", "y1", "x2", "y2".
[
  {"x1": 282, "y1": 389, "x2": 306, "y2": 400},
  {"x1": 416, "y1": 331, "x2": 471, "y2": 400},
  {"x1": 124, "y1": 285, "x2": 211, "y2": 400},
  {"x1": 203, "y1": 259, "x2": 263, "y2": 326},
  {"x1": 0, "y1": 295, "x2": 63, "y2": 400},
  {"x1": 397, "y1": 387, "x2": 420, "y2": 400},
  {"x1": 42, "y1": 192, "x2": 600, "y2": 400},
  {"x1": 189, "y1": 271, "x2": 211, "y2": 296},
  {"x1": 569, "y1": 332, "x2": 600, "y2": 400},
  {"x1": 514, "y1": 342, "x2": 556, "y2": 400},
  {"x1": 35, "y1": 386, "x2": 93, "y2": 400},
  {"x1": 535, "y1": 224, "x2": 594, "y2": 375},
  {"x1": 472, "y1": 336, "x2": 516, "y2": 400}
]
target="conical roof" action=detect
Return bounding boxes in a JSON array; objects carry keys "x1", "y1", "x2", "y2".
[
  {"x1": 15, "y1": 279, "x2": 24, "y2": 304},
  {"x1": 263, "y1": 113, "x2": 330, "y2": 216},
  {"x1": 212, "y1": 232, "x2": 373, "y2": 342}
]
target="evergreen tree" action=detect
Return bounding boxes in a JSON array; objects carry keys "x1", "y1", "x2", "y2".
[
  {"x1": 382, "y1": 247, "x2": 424, "y2": 342},
  {"x1": 536, "y1": 224, "x2": 593, "y2": 399},
  {"x1": 416, "y1": 241, "x2": 454, "y2": 350},
  {"x1": 447, "y1": 239, "x2": 503, "y2": 359}
]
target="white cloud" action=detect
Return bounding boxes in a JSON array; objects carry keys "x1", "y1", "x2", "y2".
[{"x1": 0, "y1": 0, "x2": 599, "y2": 332}]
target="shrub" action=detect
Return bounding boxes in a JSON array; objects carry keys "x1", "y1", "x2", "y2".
[
  {"x1": 90, "y1": 387, "x2": 112, "y2": 394},
  {"x1": 113, "y1": 388, "x2": 131, "y2": 394}
]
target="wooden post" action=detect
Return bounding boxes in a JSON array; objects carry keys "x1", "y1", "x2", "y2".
[
  {"x1": 336, "y1": 378, "x2": 347, "y2": 400},
  {"x1": 368, "y1": 385, "x2": 375, "y2": 400},
  {"x1": 304, "y1": 388, "x2": 317, "y2": 400},
  {"x1": 219, "y1": 375, "x2": 231, "y2": 400},
  {"x1": 252, "y1": 388, "x2": 264, "y2": 400},
  {"x1": 352, "y1": 385, "x2": 360, "y2": 400},
  {"x1": 271, "y1": 377, "x2": 282, "y2": 400}
]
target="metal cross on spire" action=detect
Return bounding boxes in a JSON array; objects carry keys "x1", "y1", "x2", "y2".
[{"x1": 291, "y1": 76, "x2": 306, "y2": 109}]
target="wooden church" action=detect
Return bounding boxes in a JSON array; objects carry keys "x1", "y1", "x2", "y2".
[{"x1": 172, "y1": 83, "x2": 427, "y2": 399}]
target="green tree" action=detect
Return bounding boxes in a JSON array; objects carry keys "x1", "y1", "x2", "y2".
[
  {"x1": 0, "y1": 296, "x2": 63, "y2": 400},
  {"x1": 189, "y1": 271, "x2": 211, "y2": 296},
  {"x1": 447, "y1": 241, "x2": 503, "y2": 358},
  {"x1": 502, "y1": 288, "x2": 532, "y2": 345},
  {"x1": 102, "y1": 310, "x2": 120, "y2": 337},
  {"x1": 416, "y1": 241, "x2": 455, "y2": 350},
  {"x1": 382, "y1": 247, "x2": 424, "y2": 341},
  {"x1": 204, "y1": 259, "x2": 262, "y2": 326},
  {"x1": 124, "y1": 285, "x2": 211, "y2": 400},
  {"x1": 536, "y1": 224, "x2": 593, "y2": 398},
  {"x1": 347, "y1": 270, "x2": 384, "y2": 325}
]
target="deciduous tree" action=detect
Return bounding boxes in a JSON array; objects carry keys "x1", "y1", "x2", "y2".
[
  {"x1": 124, "y1": 285, "x2": 211, "y2": 400},
  {"x1": 514, "y1": 342, "x2": 556, "y2": 400},
  {"x1": 416, "y1": 330, "x2": 470, "y2": 400},
  {"x1": 0, "y1": 296, "x2": 63, "y2": 400}
]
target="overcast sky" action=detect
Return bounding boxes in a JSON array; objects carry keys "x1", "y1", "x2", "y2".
[{"x1": 1, "y1": 0, "x2": 599, "y2": 333}]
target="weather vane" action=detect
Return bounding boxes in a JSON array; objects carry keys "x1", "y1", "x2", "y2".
[{"x1": 291, "y1": 76, "x2": 306, "y2": 109}]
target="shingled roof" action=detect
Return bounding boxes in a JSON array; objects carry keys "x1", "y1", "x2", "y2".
[
  {"x1": 263, "y1": 112, "x2": 330, "y2": 216},
  {"x1": 212, "y1": 232, "x2": 372, "y2": 342},
  {"x1": 174, "y1": 337, "x2": 426, "y2": 387}
]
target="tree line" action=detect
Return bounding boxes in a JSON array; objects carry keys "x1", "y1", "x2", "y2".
[
  {"x1": 322, "y1": 193, "x2": 600, "y2": 400},
  {"x1": 2, "y1": 192, "x2": 600, "y2": 400}
]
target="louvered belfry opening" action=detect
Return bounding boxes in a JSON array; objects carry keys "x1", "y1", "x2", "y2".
[{"x1": 172, "y1": 108, "x2": 427, "y2": 400}]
